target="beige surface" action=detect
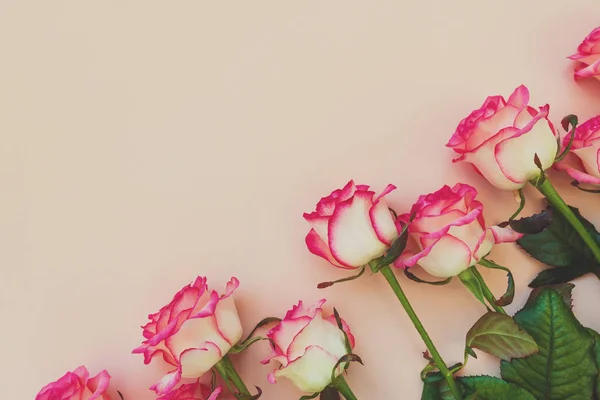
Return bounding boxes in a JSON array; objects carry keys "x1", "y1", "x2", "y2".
[{"x1": 2, "y1": 1, "x2": 600, "y2": 399}]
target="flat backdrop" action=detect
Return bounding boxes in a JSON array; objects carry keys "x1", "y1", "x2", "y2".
[{"x1": 2, "y1": 1, "x2": 600, "y2": 399}]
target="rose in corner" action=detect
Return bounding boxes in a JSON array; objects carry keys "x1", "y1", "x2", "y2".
[
  {"x1": 35, "y1": 366, "x2": 111, "y2": 400},
  {"x1": 446, "y1": 85, "x2": 558, "y2": 190},
  {"x1": 394, "y1": 183, "x2": 522, "y2": 278},
  {"x1": 261, "y1": 300, "x2": 355, "y2": 394},
  {"x1": 569, "y1": 26, "x2": 600, "y2": 81},
  {"x1": 133, "y1": 277, "x2": 243, "y2": 395},
  {"x1": 555, "y1": 116, "x2": 600, "y2": 185},
  {"x1": 303, "y1": 180, "x2": 399, "y2": 268}
]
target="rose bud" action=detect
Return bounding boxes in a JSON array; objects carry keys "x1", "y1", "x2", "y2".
[
  {"x1": 35, "y1": 366, "x2": 111, "y2": 400},
  {"x1": 447, "y1": 85, "x2": 558, "y2": 190},
  {"x1": 555, "y1": 116, "x2": 600, "y2": 185},
  {"x1": 133, "y1": 277, "x2": 243, "y2": 395},
  {"x1": 261, "y1": 300, "x2": 355, "y2": 394},
  {"x1": 304, "y1": 180, "x2": 399, "y2": 268},
  {"x1": 394, "y1": 183, "x2": 522, "y2": 278},
  {"x1": 569, "y1": 26, "x2": 600, "y2": 81}
]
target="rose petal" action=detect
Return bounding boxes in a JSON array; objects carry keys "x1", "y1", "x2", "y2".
[{"x1": 328, "y1": 190, "x2": 389, "y2": 266}]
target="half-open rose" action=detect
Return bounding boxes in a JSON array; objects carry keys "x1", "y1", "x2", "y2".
[
  {"x1": 394, "y1": 183, "x2": 522, "y2": 278},
  {"x1": 556, "y1": 116, "x2": 600, "y2": 185},
  {"x1": 133, "y1": 277, "x2": 243, "y2": 395},
  {"x1": 447, "y1": 85, "x2": 558, "y2": 190},
  {"x1": 261, "y1": 300, "x2": 355, "y2": 394},
  {"x1": 35, "y1": 366, "x2": 111, "y2": 400},
  {"x1": 304, "y1": 180, "x2": 399, "y2": 269},
  {"x1": 569, "y1": 26, "x2": 600, "y2": 81}
]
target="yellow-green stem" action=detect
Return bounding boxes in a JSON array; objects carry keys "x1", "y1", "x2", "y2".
[
  {"x1": 379, "y1": 265, "x2": 463, "y2": 400},
  {"x1": 470, "y1": 264, "x2": 506, "y2": 314}
]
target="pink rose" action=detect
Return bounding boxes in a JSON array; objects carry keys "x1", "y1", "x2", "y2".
[
  {"x1": 133, "y1": 277, "x2": 243, "y2": 395},
  {"x1": 447, "y1": 85, "x2": 558, "y2": 190},
  {"x1": 556, "y1": 116, "x2": 600, "y2": 185},
  {"x1": 261, "y1": 300, "x2": 355, "y2": 394},
  {"x1": 157, "y1": 381, "x2": 222, "y2": 400},
  {"x1": 569, "y1": 26, "x2": 600, "y2": 81},
  {"x1": 394, "y1": 184, "x2": 522, "y2": 278},
  {"x1": 304, "y1": 180, "x2": 399, "y2": 269},
  {"x1": 35, "y1": 366, "x2": 111, "y2": 400}
]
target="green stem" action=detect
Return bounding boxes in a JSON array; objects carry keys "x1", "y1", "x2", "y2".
[
  {"x1": 535, "y1": 179, "x2": 600, "y2": 264},
  {"x1": 508, "y1": 189, "x2": 526, "y2": 221},
  {"x1": 331, "y1": 375, "x2": 358, "y2": 400},
  {"x1": 213, "y1": 355, "x2": 251, "y2": 396},
  {"x1": 379, "y1": 265, "x2": 463, "y2": 400},
  {"x1": 469, "y1": 264, "x2": 506, "y2": 314}
]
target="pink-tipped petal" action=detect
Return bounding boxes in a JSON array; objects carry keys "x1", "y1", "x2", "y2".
[
  {"x1": 151, "y1": 367, "x2": 183, "y2": 396},
  {"x1": 417, "y1": 235, "x2": 473, "y2": 278},
  {"x1": 489, "y1": 225, "x2": 523, "y2": 243},
  {"x1": 369, "y1": 184, "x2": 399, "y2": 245},
  {"x1": 87, "y1": 370, "x2": 111, "y2": 400},
  {"x1": 506, "y1": 85, "x2": 529, "y2": 108},
  {"x1": 328, "y1": 191, "x2": 388, "y2": 267},
  {"x1": 304, "y1": 229, "x2": 349, "y2": 269}
]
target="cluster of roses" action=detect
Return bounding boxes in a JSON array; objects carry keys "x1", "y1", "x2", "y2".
[{"x1": 35, "y1": 25, "x2": 600, "y2": 400}]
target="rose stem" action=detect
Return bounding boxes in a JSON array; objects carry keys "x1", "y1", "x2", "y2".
[
  {"x1": 213, "y1": 355, "x2": 251, "y2": 396},
  {"x1": 379, "y1": 265, "x2": 463, "y2": 400},
  {"x1": 331, "y1": 375, "x2": 359, "y2": 400},
  {"x1": 534, "y1": 178, "x2": 600, "y2": 264},
  {"x1": 469, "y1": 263, "x2": 506, "y2": 314}
]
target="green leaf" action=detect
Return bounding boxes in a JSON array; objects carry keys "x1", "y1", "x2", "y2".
[
  {"x1": 526, "y1": 283, "x2": 574, "y2": 309},
  {"x1": 466, "y1": 312, "x2": 538, "y2": 361},
  {"x1": 404, "y1": 268, "x2": 453, "y2": 285},
  {"x1": 587, "y1": 328, "x2": 600, "y2": 398},
  {"x1": 459, "y1": 376, "x2": 536, "y2": 400},
  {"x1": 458, "y1": 268, "x2": 489, "y2": 310},
  {"x1": 509, "y1": 208, "x2": 553, "y2": 234},
  {"x1": 376, "y1": 226, "x2": 409, "y2": 268},
  {"x1": 319, "y1": 386, "x2": 341, "y2": 400},
  {"x1": 500, "y1": 288, "x2": 598, "y2": 399},
  {"x1": 528, "y1": 263, "x2": 591, "y2": 288},
  {"x1": 299, "y1": 393, "x2": 319, "y2": 400},
  {"x1": 516, "y1": 206, "x2": 595, "y2": 267},
  {"x1": 515, "y1": 206, "x2": 600, "y2": 285},
  {"x1": 330, "y1": 354, "x2": 363, "y2": 382},
  {"x1": 230, "y1": 317, "x2": 280, "y2": 353},
  {"x1": 478, "y1": 259, "x2": 514, "y2": 306},
  {"x1": 421, "y1": 373, "x2": 464, "y2": 400}
]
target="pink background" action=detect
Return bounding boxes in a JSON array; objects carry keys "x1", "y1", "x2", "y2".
[{"x1": 3, "y1": 1, "x2": 600, "y2": 399}]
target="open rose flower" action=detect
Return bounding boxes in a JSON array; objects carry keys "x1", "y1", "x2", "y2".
[
  {"x1": 447, "y1": 85, "x2": 558, "y2": 190},
  {"x1": 556, "y1": 116, "x2": 600, "y2": 185},
  {"x1": 35, "y1": 366, "x2": 111, "y2": 400},
  {"x1": 261, "y1": 300, "x2": 355, "y2": 394},
  {"x1": 304, "y1": 180, "x2": 399, "y2": 269},
  {"x1": 394, "y1": 183, "x2": 522, "y2": 278},
  {"x1": 157, "y1": 381, "x2": 222, "y2": 400},
  {"x1": 569, "y1": 26, "x2": 600, "y2": 81},
  {"x1": 133, "y1": 277, "x2": 243, "y2": 395}
]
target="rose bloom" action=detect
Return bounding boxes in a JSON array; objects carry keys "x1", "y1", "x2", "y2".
[
  {"x1": 556, "y1": 116, "x2": 600, "y2": 185},
  {"x1": 304, "y1": 180, "x2": 399, "y2": 269},
  {"x1": 569, "y1": 26, "x2": 600, "y2": 81},
  {"x1": 261, "y1": 300, "x2": 355, "y2": 394},
  {"x1": 447, "y1": 85, "x2": 558, "y2": 190},
  {"x1": 133, "y1": 277, "x2": 243, "y2": 395},
  {"x1": 394, "y1": 183, "x2": 522, "y2": 278},
  {"x1": 35, "y1": 366, "x2": 111, "y2": 400},
  {"x1": 157, "y1": 381, "x2": 222, "y2": 400}
]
